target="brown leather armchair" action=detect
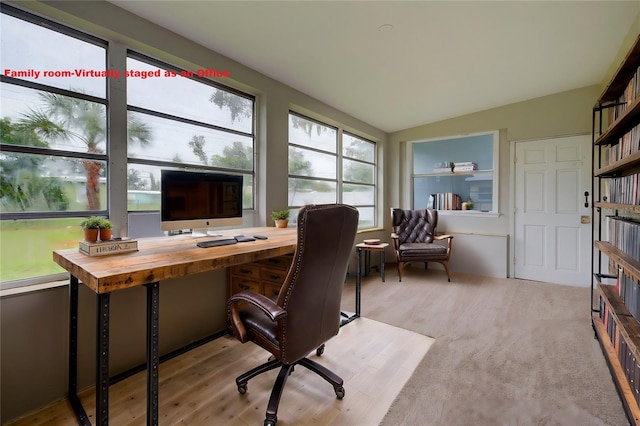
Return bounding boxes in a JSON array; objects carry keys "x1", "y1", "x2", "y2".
[
  {"x1": 391, "y1": 208, "x2": 454, "y2": 282},
  {"x1": 227, "y1": 204, "x2": 359, "y2": 426}
]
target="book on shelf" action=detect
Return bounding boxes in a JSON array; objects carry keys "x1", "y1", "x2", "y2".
[
  {"x1": 432, "y1": 161, "x2": 453, "y2": 173},
  {"x1": 608, "y1": 216, "x2": 640, "y2": 263},
  {"x1": 427, "y1": 193, "x2": 462, "y2": 210},
  {"x1": 79, "y1": 238, "x2": 138, "y2": 256},
  {"x1": 453, "y1": 162, "x2": 478, "y2": 172},
  {"x1": 606, "y1": 172, "x2": 640, "y2": 205}
]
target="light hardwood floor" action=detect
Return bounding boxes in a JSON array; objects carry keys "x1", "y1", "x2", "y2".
[{"x1": 6, "y1": 304, "x2": 433, "y2": 425}]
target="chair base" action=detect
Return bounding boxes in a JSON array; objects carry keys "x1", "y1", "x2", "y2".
[
  {"x1": 236, "y1": 347, "x2": 345, "y2": 426},
  {"x1": 397, "y1": 260, "x2": 451, "y2": 282}
]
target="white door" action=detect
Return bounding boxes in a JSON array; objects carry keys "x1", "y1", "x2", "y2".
[{"x1": 514, "y1": 135, "x2": 591, "y2": 286}]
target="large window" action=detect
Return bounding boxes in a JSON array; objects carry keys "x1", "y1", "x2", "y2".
[
  {"x1": 288, "y1": 112, "x2": 377, "y2": 229},
  {"x1": 126, "y1": 54, "x2": 255, "y2": 212},
  {"x1": 0, "y1": 6, "x2": 108, "y2": 284},
  {"x1": 0, "y1": 6, "x2": 256, "y2": 288}
]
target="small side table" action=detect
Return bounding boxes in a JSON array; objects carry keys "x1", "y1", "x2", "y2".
[{"x1": 355, "y1": 242, "x2": 389, "y2": 317}]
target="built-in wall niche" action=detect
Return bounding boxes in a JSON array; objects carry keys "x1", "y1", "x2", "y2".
[{"x1": 410, "y1": 131, "x2": 499, "y2": 214}]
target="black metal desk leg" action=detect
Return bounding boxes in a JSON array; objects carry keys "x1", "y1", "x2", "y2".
[
  {"x1": 381, "y1": 250, "x2": 385, "y2": 283},
  {"x1": 364, "y1": 250, "x2": 371, "y2": 276},
  {"x1": 356, "y1": 249, "x2": 362, "y2": 317},
  {"x1": 68, "y1": 276, "x2": 91, "y2": 426},
  {"x1": 146, "y1": 282, "x2": 160, "y2": 426},
  {"x1": 96, "y1": 292, "x2": 110, "y2": 426}
]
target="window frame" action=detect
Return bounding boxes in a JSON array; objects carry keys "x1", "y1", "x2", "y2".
[{"x1": 287, "y1": 111, "x2": 379, "y2": 230}]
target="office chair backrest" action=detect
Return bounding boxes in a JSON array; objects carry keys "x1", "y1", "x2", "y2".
[
  {"x1": 276, "y1": 204, "x2": 359, "y2": 363},
  {"x1": 391, "y1": 208, "x2": 438, "y2": 244}
]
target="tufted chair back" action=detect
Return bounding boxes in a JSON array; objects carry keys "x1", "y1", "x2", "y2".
[{"x1": 391, "y1": 208, "x2": 438, "y2": 244}]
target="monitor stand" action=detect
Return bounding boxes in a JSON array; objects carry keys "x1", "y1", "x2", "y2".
[{"x1": 167, "y1": 229, "x2": 225, "y2": 238}]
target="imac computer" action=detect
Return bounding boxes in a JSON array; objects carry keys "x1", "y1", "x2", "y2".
[{"x1": 160, "y1": 170, "x2": 243, "y2": 233}]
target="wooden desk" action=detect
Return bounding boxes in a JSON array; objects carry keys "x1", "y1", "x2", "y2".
[{"x1": 53, "y1": 227, "x2": 297, "y2": 426}]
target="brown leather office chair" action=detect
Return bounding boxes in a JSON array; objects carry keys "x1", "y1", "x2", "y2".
[
  {"x1": 391, "y1": 208, "x2": 453, "y2": 282},
  {"x1": 227, "y1": 204, "x2": 359, "y2": 426}
]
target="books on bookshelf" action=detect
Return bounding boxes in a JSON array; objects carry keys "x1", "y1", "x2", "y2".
[
  {"x1": 427, "y1": 193, "x2": 462, "y2": 210},
  {"x1": 609, "y1": 63, "x2": 640, "y2": 123},
  {"x1": 79, "y1": 239, "x2": 138, "y2": 256},
  {"x1": 608, "y1": 217, "x2": 640, "y2": 263},
  {"x1": 615, "y1": 268, "x2": 640, "y2": 322},
  {"x1": 432, "y1": 161, "x2": 453, "y2": 173},
  {"x1": 606, "y1": 173, "x2": 640, "y2": 205},
  {"x1": 453, "y1": 162, "x2": 478, "y2": 172},
  {"x1": 599, "y1": 297, "x2": 640, "y2": 408},
  {"x1": 606, "y1": 123, "x2": 640, "y2": 165}
]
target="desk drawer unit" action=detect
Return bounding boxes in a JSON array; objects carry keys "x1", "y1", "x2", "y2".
[{"x1": 229, "y1": 254, "x2": 293, "y2": 298}]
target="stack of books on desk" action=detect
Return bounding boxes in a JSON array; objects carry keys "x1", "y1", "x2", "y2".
[{"x1": 79, "y1": 239, "x2": 138, "y2": 256}]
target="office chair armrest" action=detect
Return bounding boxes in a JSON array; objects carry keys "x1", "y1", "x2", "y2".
[{"x1": 228, "y1": 291, "x2": 288, "y2": 343}]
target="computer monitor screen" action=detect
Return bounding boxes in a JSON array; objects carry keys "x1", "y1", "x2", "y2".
[{"x1": 160, "y1": 170, "x2": 243, "y2": 232}]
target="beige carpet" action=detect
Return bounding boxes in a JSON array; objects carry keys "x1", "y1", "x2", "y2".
[{"x1": 341, "y1": 266, "x2": 630, "y2": 426}]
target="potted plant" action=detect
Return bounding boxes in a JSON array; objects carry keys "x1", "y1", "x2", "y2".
[
  {"x1": 271, "y1": 209, "x2": 290, "y2": 228},
  {"x1": 97, "y1": 217, "x2": 113, "y2": 241},
  {"x1": 80, "y1": 216, "x2": 102, "y2": 242}
]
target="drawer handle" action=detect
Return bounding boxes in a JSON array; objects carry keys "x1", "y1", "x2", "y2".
[
  {"x1": 268, "y1": 274, "x2": 280, "y2": 280},
  {"x1": 239, "y1": 268, "x2": 252, "y2": 274},
  {"x1": 239, "y1": 284, "x2": 250, "y2": 290}
]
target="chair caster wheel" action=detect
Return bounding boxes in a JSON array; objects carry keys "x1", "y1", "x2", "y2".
[
  {"x1": 237, "y1": 383, "x2": 247, "y2": 394},
  {"x1": 335, "y1": 386, "x2": 345, "y2": 399},
  {"x1": 316, "y1": 344, "x2": 325, "y2": 356},
  {"x1": 264, "y1": 416, "x2": 277, "y2": 426}
]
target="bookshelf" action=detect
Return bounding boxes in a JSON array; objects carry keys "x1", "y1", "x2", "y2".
[
  {"x1": 592, "y1": 35, "x2": 640, "y2": 426},
  {"x1": 410, "y1": 131, "x2": 499, "y2": 213}
]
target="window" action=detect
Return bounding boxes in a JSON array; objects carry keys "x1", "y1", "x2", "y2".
[
  {"x1": 0, "y1": 6, "x2": 257, "y2": 288},
  {"x1": 0, "y1": 5, "x2": 108, "y2": 285},
  {"x1": 126, "y1": 54, "x2": 255, "y2": 213},
  {"x1": 288, "y1": 112, "x2": 377, "y2": 229},
  {"x1": 410, "y1": 131, "x2": 499, "y2": 213}
]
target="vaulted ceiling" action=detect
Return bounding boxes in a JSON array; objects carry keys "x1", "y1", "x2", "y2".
[{"x1": 109, "y1": 1, "x2": 639, "y2": 133}]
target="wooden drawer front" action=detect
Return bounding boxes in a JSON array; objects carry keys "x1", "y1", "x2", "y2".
[
  {"x1": 230, "y1": 264, "x2": 260, "y2": 279},
  {"x1": 261, "y1": 267, "x2": 288, "y2": 284},
  {"x1": 258, "y1": 255, "x2": 293, "y2": 270},
  {"x1": 230, "y1": 278, "x2": 260, "y2": 295},
  {"x1": 263, "y1": 283, "x2": 282, "y2": 298}
]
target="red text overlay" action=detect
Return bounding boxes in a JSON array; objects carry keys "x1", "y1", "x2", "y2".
[{"x1": 4, "y1": 68, "x2": 230, "y2": 80}]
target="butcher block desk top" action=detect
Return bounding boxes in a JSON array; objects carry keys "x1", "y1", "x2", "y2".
[{"x1": 53, "y1": 227, "x2": 297, "y2": 294}]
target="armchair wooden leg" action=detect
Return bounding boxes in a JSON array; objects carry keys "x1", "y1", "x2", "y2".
[
  {"x1": 397, "y1": 262, "x2": 403, "y2": 282},
  {"x1": 441, "y1": 261, "x2": 452, "y2": 282}
]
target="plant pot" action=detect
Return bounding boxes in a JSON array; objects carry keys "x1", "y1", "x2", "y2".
[
  {"x1": 275, "y1": 219, "x2": 289, "y2": 228},
  {"x1": 99, "y1": 229, "x2": 112, "y2": 241},
  {"x1": 83, "y1": 228, "x2": 99, "y2": 242}
]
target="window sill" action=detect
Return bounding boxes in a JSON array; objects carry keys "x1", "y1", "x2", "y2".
[
  {"x1": 0, "y1": 279, "x2": 68, "y2": 298},
  {"x1": 437, "y1": 210, "x2": 500, "y2": 218}
]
